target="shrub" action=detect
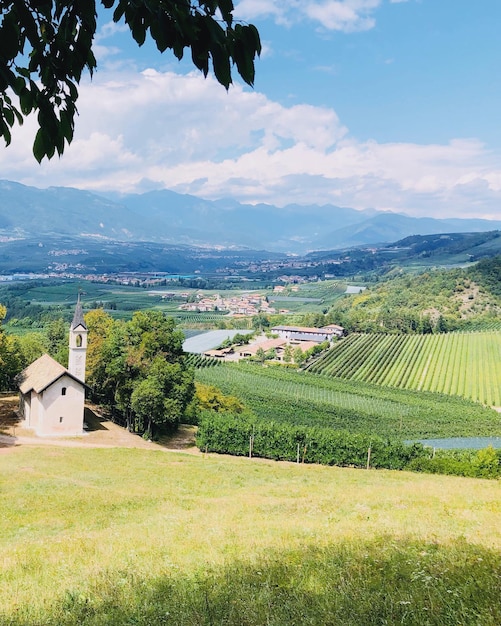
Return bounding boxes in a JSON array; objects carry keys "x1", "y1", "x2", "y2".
[{"x1": 407, "y1": 446, "x2": 501, "y2": 479}]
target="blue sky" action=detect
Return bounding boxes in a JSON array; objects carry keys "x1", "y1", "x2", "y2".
[{"x1": 2, "y1": 0, "x2": 501, "y2": 220}]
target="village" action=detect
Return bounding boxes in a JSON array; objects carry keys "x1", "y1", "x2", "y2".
[{"x1": 177, "y1": 291, "x2": 289, "y2": 316}]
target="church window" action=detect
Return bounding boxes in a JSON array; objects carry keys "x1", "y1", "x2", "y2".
[
  {"x1": 61, "y1": 387, "x2": 67, "y2": 396},
  {"x1": 59, "y1": 416, "x2": 64, "y2": 423}
]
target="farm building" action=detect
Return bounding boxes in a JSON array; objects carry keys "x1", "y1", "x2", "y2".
[
  {"x1": 271, "y1": 325, "x2": 344, "y2": 342},
  {"x1": 203, "y1": 347, "x2": 234, "y2": 358},
  {"x1": 238, "y1": 338, "x2": 287, "y2": 358}
]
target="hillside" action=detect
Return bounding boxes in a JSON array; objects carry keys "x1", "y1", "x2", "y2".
[
  {"x1": 195, "y1": 363, "x2": 501, "y2": 437},
  {"x1": 0, "y1": 234, "x2": 280, "y2": 276},
  {"x1": 327, "y1": 258, "x2": 501, "y2": 333},
  {"x1": 306, "y1": 331, "x2": 501, "y2": 406},
  {"x1": 1, "y1": 445, "x2": 500, "y2": 625}
]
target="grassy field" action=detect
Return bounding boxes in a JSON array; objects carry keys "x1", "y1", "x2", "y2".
[
  {"x1": 1, "y1": 444, "x2": 500, "y2": 625},
  {"x1": 306, "y1": 332, "x2": 501, "y2": 406}
]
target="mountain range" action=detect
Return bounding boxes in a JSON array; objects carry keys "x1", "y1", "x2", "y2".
[{"x1": 1, "y1": 180, "x2": 500, "y2": 253}]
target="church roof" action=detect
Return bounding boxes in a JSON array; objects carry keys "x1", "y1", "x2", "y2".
[
  {"x1": 16, "y1": 354, "x2": 85, "y2": 394},
  {"x1": 71, "y1": 298, "x2": 87, "y2": 330}
]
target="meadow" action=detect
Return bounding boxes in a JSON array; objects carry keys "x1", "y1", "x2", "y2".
[
  {"x1": 306, "y1": 331, "x2": 501, "y2": 406},
  {"x1": 1, "y1": 445, "x2": 500, "y2": 625}
]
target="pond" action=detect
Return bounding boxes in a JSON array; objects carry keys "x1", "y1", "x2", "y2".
[{"x1": 408, "y1": 437, "x2": 501, "y2": 450}]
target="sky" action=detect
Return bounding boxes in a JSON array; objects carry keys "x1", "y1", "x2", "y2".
[{"x1": 2, "y1": 0, "x2": 501, "y2": 220}]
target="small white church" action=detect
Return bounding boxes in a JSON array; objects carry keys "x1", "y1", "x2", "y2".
[{"x1": 17, "y1": 298, "x2": 88, "y2": 437}]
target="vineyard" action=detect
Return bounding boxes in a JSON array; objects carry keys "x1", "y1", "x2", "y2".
[
  {"x1": 172, "y1": 311, "x2": 230, "y2": 323},
  {"x1": 195, "y1": 364, "x2": 501, "y2": 439},
  {"x1": 185, "y1": 354, "x2": 222, "y2": 368},
  {"x1": 305, "y1": 331, "x2": 501, "y2": 406}
]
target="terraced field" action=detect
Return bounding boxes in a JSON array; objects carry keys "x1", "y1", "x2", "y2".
[{"x1": 306, "y1": 331, "x2": 501, "y2": 406}]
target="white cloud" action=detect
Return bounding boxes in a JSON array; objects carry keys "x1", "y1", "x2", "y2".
[
  {"x1": 236, "y1": 0, "x2": 294, "y2": 26},
  {"x1": 1, "y1": 68, "x2": 500, "y2": 220},
  {"x1": 236, "y1": 0, "x2": 384, "y2": 33},
  {"x1": 305, "y1": 1, "x2": 380, "y2": 33}
]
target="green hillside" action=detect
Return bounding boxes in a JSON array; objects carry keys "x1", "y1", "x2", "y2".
[
  {"x1": 195, "y1": 363, "x2": 500, "y2": 438},
  {"x1": 306, "y1": 331, "x2": 501, "y2": 406},
  {"x1": 1, "y1": 446, "x2": 500, "y2": 625},
  {"x1": 328, "y1": 257, "x2": 501, "y2": 333}
]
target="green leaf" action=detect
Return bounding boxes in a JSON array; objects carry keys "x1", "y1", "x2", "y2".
[
  {"x1": 0, "y1": 11, "x2": 20, "y2": 60},
  {"x1": 218, "y1": 0, "x2": 234, "y2": 26},
  {"x1": 33, "y1": 128, "x2": 47, "y2": 163},
  {"x1": 211, "y1": 44, "x2": 231, "y2": 89}
]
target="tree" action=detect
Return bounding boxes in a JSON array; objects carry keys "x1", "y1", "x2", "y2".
[
  {"x1": 85, "y1": 309, "x2": 194, "y2": 434},
  {"x1": 84, "y1": 308, "x2": 115, "y2": 403},
  {"x1": 293, "y1": 347, "x2": 305, "y2": 366},
  {"x1": 252, "y1": 313, "x2": 270, "y2": 331},
  {"x1": 45, "y1": 317, "x2": 68, "y2": 364},
  {"x1": 0, "y1": 1, "x2": 261, "y2": 161},
  {"x1": 283, "y1": 344, "x2": 293, "y2": 363},
  {"x1": 195, "y1": 383, "x2": 244, "y2": 414},
  {"x1": 0, "y1": 304, "x2": 23, "y2": 390},
  {"x1": 255, "y1": 346, "x2": 266, "y2": 364},
  {"x1": 265, "y1": 347, "x2": 276, "y2": 360},
  {"x1": 130, "y1": 375, "x2": 165, "y2": 439},
  {"x1": 16, "y1": 332, "x2": 48, "y2": 367},
  {"x1": 131, "y1": 356, "x2": 194, "y2": 435}
]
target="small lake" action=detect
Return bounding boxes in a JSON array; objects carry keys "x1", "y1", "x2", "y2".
[{"x1": 408, "y1": 437, "x2": 501, "y2": 450}]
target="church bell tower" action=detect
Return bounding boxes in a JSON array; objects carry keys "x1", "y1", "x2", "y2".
[{"x1": 68, "y1": 294, "x2": 88, "y2": 382}]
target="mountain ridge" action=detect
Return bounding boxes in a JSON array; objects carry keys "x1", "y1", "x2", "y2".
[{"x1": 1, "y1": 180, "x2": 500, "y2": 253}]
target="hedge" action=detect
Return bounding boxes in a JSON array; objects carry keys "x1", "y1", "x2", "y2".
[
  {"x1": 196, "y1": 412, "x2": 501, "y2": 478},
  {"x1": 196, "y1": 411, "x2": 425, "y2": 470}
]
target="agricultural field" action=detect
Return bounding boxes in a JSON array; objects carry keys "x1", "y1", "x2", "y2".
[
  {"x1": 306, "y1": 331, "x2": 501, "y2": 406},
  {"x1": 195, "y1": 364, "x2": 501, "y2": 439},
  {"x1": 1, "y1": 445, "x2": 500, "y2": 625},
  {"x1": 0, "y1": 280, "x2": 257, "y2": 329},
  {"x1": 268, "y1": 280, "x2": 348, "y2": 313}
]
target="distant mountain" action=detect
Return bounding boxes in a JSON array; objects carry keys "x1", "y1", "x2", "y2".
[
  {"x1": 1, "y1": 180, "x2": 501, "y2": 253},
  {"x1": 308, "y1": 231, "x2": 501, "y2": 267},
  {"x1": 315, "y1": 213, "x2": 501, "y2": 250},
  {"x1": 108, "y1": 190, "x2": 378, "y2": 251},
  {"x1": 0, "y1": 180, "x2": 154, "y2": 240}
]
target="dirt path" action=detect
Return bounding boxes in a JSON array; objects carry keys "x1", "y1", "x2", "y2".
[{"x1": 0, "y1": 397, "x2": 198, "y2": 454}]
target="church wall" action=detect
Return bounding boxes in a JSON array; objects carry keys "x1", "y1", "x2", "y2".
[
  {"x1": 28, "y1": 392, "x2": 42, "y2": 430},
  {"x1": 36, "y1": 375, "x2": 85, "y2": 437}
]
